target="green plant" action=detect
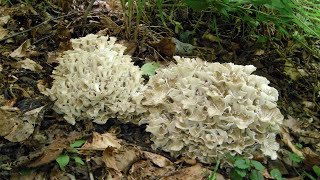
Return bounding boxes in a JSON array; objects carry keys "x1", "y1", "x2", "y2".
[
  {"x1": 208, "y1": 159, "x2": 220, "y2": 180},
  {"x1": 56, "y1": 139, "x2": 86, "y2": 171},
  {"x1": 270, "y1": 168, "x2": 284, "y2": 180},
  {"x1": 230, "y1": 156, "x2": 265, "y2": 180},
  {"x1": 141, "y1": 62, "x2": 160, "y2": 76},
  {"x1": 313, "y1": 165, "x2": 320, "y2": 177}
]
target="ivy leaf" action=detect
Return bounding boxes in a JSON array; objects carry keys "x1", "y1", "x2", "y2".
[
  {"x1": 234, "y1": 159, "x2": 250, "y2": 169},
  {"x1": 56, "y1": 154, "x2": 70, "y2": 170},
  {"x1": 141, "y1": 62, "x2": 160, "y2": 76},
  {"x1": 251, "y1": 160, "x2": 265, "y2": 171},
  {"x1": 270, "y1": 169, "x2": 283, "y2": 180},
  {"x1": 313, "y1": 165, "x2": 320, "y2": 177},
  {"x1": 72, "y1": 156, "x2": 85, "y2": 166},
  {"x1": 249, "y1": 170, "x2": 264, "y2": 180},
  {"x1": 70, "y1": 139, "x2": 86, "y2": 148}
]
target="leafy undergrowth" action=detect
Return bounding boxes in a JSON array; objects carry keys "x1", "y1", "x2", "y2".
[{"x1": 0, "y1": 0, "x2": 319, "y2": 179}]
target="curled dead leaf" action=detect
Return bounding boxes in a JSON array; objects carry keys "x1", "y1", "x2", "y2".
[
  {"x1": 82, "y1": 132, "x2": 121, "y2": 150},
  {"x1": 12, "y1": 58, "x2": 43, "y2": 72},
  {"x1": 10, "y1": 39, "x2": 31, "y2": 58},
  {"x1": 143, "y1": 151, "x2": 173, "y2": 168}
]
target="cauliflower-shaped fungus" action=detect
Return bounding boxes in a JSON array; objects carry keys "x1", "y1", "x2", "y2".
[
  {"x1": 43, "y1": 34, "x2": 145, "y2": 125},
  {"x1": 140, "y1": 56, "x2": 283, "y2": 163}
]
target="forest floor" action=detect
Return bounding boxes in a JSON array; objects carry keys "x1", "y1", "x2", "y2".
[{"x1": 0, "y1": 1, "x2": 319, "y2": 180}]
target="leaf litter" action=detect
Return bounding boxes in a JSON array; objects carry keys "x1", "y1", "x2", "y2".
[{"x1": 0, "y1": 0, "x2": 319, "y2": 179}]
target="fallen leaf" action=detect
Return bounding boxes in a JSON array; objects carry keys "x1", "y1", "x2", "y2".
[
  {"x1": 82, "y1": 132, "x2": 121, "y2": 150},
  {"x1": 28, "y1": 132, "x2": 82, "y2": 167},
  {"x1": 284, "y1": 59, "x2": 307, "y2": 81},
  {"x1": 202, "y1": 32, "x2": 220, "y2": 42},
  {"x1": 128, "y1": 160, "x2": 175, "y2": 179},
  {"x1": 10, "y1": 39, "x2": 31, "y2": 58},
  {"x1": 254, "y1": 49, "x2": 265, "y2": 56},
  {"x1": 280, "y1": 127, "x2": 304, "y2": 157},
  {"x1": 47, "y1": 51, "x2": 63, "y2": 64},
  {"x1": 0, "y1": 108, "x2": 20, "y2": 137},
  {"x1": 4, "y1": 121, "x2": 34, "y2": 142},
  {"x1": 152, "y1": 37, "x2": 176, "y2": 57},
  {"x1": 0, "y1": 27, "x2": 8, "y2": 40},
  {"x1": 0, "y1": 15, "x2": 10, "y2": 26},
  {"x1": 161, "y1": 164, "x2": 210, "y2": 180},
  {"x1": 121, "y1": 40, "x2": 138, "y2": 55},
  {"x1": 302, "y1": 147, "x2": 320, "y2": 169},
  {"x1": 12, "y1": 58, "x2": 43, "y2": 72},
  {"x1": 143, "y1": 151, "x2": 173, "y2": 167},
  {"x1": 173, "y1": 37, "x2": 194, "y2": 55}
]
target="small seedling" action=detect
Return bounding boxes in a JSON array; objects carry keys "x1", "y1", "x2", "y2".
[
  {"x1": 270, "y1": 168, "x2": 283, "y2": 180},
  {"x1": 230, "y1": 156, "x2": 265, "y2": 180},
  {"x1": 56, "y1": 139, "x2": 86, "y2": 170}
]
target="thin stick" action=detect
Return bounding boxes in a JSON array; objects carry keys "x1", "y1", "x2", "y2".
[
  {"x1": 0, "y1": 13, "x2": 76, "y2": 42},
  {"x1": 82, "y1": 0, "x2": 96, "y2": 32}
]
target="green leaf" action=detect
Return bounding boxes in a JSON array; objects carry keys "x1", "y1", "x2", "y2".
[
  {"x1": 236, "y1": 169, "x2": 247, "y2": 177},
  {"x1": 234, "y1": 159, "x2": 250, "y2": 169},
  {"x1": 249, "y1": 170, "x2": 264, "y2": 180},
  {"x1": 183, "y1": 0, "x2": 209, "y2": 11},
  {"x1": 141, "y1": 62, "x2": 160, "y2": 76},
  {"x1": 251, "y1": 160, "x2": 265, "y2": 171},
  {"x1": 72, "y1": 156, "x2": 85, "y2": 166},
  {"x1": 295, "y1": 143, "x2": 303, "y2": 149},
  {"x1": 289, "y1": 152, "x2": 303, "y2": 163},
  {"x1": 270, "y1": 169, "x2": 283, "y2": 180},
  {"x1": 70, "y1": 139, "x2": 86, "y2": 148},
  {"x1": 231, "y1": 169, "x2": 243, "y2": 180},
  {"x1": 313, "y1": 165, "x2": 320, "y2": 177},
  {"x1": 56, "y1": 154, "x2": 70, "y2": 170}
]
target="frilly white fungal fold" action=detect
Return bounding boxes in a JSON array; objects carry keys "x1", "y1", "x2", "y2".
[
  {"x1": 140, "y1": 56, "x2": 283, "y2": 163},
  {"x1": 42, "y1": 34, "x2": 145, "y2": 125},
  {"x1": 43, "y1": 34, "x2": 284, "y2": 163}
]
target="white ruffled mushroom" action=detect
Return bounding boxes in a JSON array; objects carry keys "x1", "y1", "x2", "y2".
[{"x1": 141, "y1": 56, "x2": 284, "y2": 163}]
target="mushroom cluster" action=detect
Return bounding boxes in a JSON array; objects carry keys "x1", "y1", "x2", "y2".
[
  {"x1": 43, "y1": 34, "x2": 145, "y2": 125},
  {"x1": 140, "y1": 56, "x2": 283, "y2": 163},
  {"x1": 43, "y1": 34, "x2": 284, "y2": 163}
]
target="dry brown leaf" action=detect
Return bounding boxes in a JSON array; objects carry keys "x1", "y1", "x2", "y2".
[
  {"x1": 0, "y1": 15, "x2": 10, "y2": 26},
  {"x1": 0, "y1": 108, "x2": 20, "y2": 137},
  {"x1": 280, "y1": 127, "x2": 304, "y2": 157},
  {"x1": 302, "y1": 147, "x2": 320, "y2": 169},
  {"x1": 28, "y1": 132, "x2": 82, "y2": 167},
  {"x1": 82, "y1": 132, "x2": 121, "y2": 150},
  {"x1": 121, "y1": 40, "x2": 138, "y2": 56},
  {"x1": 12, "y1": 58, "x2": 43, "y2": 72},
  {"x1": 152, "y1": 37, "x2": 176, "y2": 57},
  {"x1": 143, "y1": 151, "x2": 173, "y2": 167},
  {"x1": 10, "y1": 39, "x2": 31, "y2": 58},
  {"x1": 102, "y1": 148, "x2": 123, "y2": 179},
  {"x1": 4, "y1": 122, "x2": 34, "y2": 142},
  {"x1": 254, "y1": 49, "x2": 265, "y2": 56},
  {"x1": 47, "y1": 51, "x2": 63, "y2": 64},
  {"x1": 128, "y1": 160, "x2": 175, "y2": 179},
  {"x1": 0, "y1": 27, "x2": 8, "y2": 40},
  {"x1": 161, "y1": 164, "x2": 210, "y2": 180}
]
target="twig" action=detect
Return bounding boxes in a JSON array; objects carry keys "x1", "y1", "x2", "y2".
[
  {"x1": 0, "y1": 13, "x2": 76, "y2": 43},
  {"x1": 82, "y1": 0, "x2": 96, "y2": 33}
]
